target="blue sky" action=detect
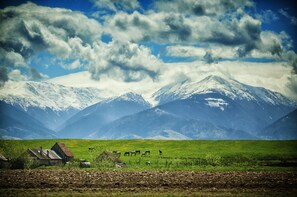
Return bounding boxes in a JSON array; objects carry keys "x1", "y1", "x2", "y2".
[{"x1": 0, "y1": 0, "x2": 297, "y2": 99}]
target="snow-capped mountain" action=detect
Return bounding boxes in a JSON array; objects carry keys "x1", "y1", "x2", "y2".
[
  {"x1": 88, "y1": 75, "x2": 296, "y2": 139},
  {"x1": 1, "y1": 74, "x2": 296, "y2": 139},
  {"x1": 153, "y1": 75, "x2": 295, "y2": 107},
  {"x1": 152, "y1": 75, "x2": 295, "y2": 134},
  {"x1": 0, "y1": 101, "x2": 56, "y2": 139},
  {"x1": 58, "y1": 92, "x2": 151, "y2": 138},
  {"x1": 0, "y1": 81, "x2": 105, "y2": 130}
]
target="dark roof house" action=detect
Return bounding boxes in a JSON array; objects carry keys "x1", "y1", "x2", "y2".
[
  {"x1": 27, "y1": 147, "x2": 63, "y2": 167},
  {"x1": 51, "y1": 142, "x2": 74, "y2": 162},
  {"x1": 22, "y1": 142, "x2": 73, "y2": 168}
]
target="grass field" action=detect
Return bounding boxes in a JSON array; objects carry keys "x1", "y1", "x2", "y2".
[{"x1": 0, "y1": 139, "x2": 297, "y2": 171}]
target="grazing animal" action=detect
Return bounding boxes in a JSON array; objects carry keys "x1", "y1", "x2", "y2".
[
  {"x1": 124, "y1": 152, "x2": 130, "y2": 156},
  {"x1": 146, "y1": 160, "x2": 151, "y2": 166},
  {"x1": 113, "y1": 151, "x2": 121, "y2": 157},
  {"x1": 80, "y1": 161, "x2": 91, "y2": 168},
  {"x1": 159, "y1": 150, "x2": 162, "y2": 155},
  {"x1": 130, "y1": 151, "x2": 136, "y2": 156},
  {"x1": 88, "y1": 147, "x2": 95, "y2": 151},
  {"x1": 135, "y1": 150, "x2": 141, "y2": 155},
  {"x1": 141, "y1": 152, "x2": 146, "y2": 157},
  {"x1": 145, "y1": 150, "x2": 150, "y2": 155}
]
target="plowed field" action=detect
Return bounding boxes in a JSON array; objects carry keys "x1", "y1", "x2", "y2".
[{"x1": 1, "y1": 170, "x2": 297, "y2": 196}]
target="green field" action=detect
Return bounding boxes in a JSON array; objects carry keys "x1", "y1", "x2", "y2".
[{"x1": 1, "y1": 139, "x2": 297, "y2": 171}]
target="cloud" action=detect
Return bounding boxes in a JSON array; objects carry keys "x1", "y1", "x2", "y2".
[
  {"x1": 30, "y1": 67, "x2": 43, "y2": 80},
  {"x1": 291, "y1": 17, "x2": 297, "y2": 25},
  {"x1": 91, "y1": 0, "x2": 140, "y2": 12},
  {"x1": 88, "y1": 41, "x2": 162, "y2": 82},
  {"x1": 259, "y1": 10, "x2": 279, "y2": 24},
  {"x1": 153, "y1": 0, "x2": 253, "y2": 16},
  {"x1": 203, "y1": 52, "x2": 219, "y2": 64},
  {"x1": 279, "y1": 8, "x2": 297, "y2": 26},
  {"x1": 0, "y1": 66, "x2": 9, "y2": 86},
  {"x1": 0, "y1": 2, "x2": 102, "y2": 82},
  {"x1": 105, "y1": 11, "x2": 265, "y2": 57}
]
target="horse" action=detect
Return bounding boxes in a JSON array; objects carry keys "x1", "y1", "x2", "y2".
[
  {"x1": 141, "y1": 150, "x2": 150, "y2": 157},
  {"x1": 113, "y1": 151, "x2": 121, "y2": 157},
  {"x1": 88, "y1": 147, "x2": 95, "y2": 151},
  {"x1": 141, "y1": 152, "x2": 146, "y2": 157}
]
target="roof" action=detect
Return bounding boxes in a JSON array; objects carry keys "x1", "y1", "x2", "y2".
[
  {"x1": 28, "y1": 149, "x2": 49, "y2": 160},
  {"x1": 28, "y1": 149, "x2": 62, "y2": 160},
  {"x1": 44, "y1": 149, "x2": 62, "y2": 160},
  {"x1": 53, "y1": 142, "x2": 73, "y2": 157},
  {"x1": 0, "y1": 153, "x2": 8, "y2": 161}
]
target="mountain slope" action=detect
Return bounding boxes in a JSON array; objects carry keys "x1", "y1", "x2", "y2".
[
  {"x1": 259, "y1": 109, "x2": 297, "y2": 139},
  {"x1": 89, "y1": 75, "x2": 295, "y2": 139},
  {"x1": 89, "y1": 107, "x2": 255, "y2": 139},
  {"x1": 153, "y1": 75, "x2": 295, "y2": 134},
  {"x1": 0, "y1": 101, "x2": 56, "y2": 139},
  {"x1": 58, "y1": 92, "x2": 151, "y2": 138},
  {"x1": 153, "y1": 75, "x2": 294, "y2": 107},
  {"x1": 0, "y1": 81, "x2": 104, "y2": 130}
]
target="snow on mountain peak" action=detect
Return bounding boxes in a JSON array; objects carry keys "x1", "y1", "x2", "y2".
[
  {"x1": 0, "y1": 80, "x2": 104, "y2": 111},
  {"x1": 103, "y1": 92, "x2": 151, "y2": 108},
  {"x1": 153, "y1": 75, "x2": 295, "y2": 106}
]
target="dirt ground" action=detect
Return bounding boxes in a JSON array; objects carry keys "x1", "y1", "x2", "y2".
[{"x1": 1, "y1": 170, "x2": 297, "y2": 196}]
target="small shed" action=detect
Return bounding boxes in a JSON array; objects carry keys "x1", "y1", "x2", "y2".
[{"x1": 51, "y1": 142, "x2": 74, "y2": 163}]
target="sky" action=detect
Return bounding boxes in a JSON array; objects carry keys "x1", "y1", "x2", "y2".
[{"x1": 0, "y1": 0, "x2": 297, "y2": 100}]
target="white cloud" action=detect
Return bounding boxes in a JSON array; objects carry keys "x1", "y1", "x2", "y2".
[
  {"x1": 258, "y1": 10, "x2": 279, "y2": 24},
  {"x1": 0, "y1": 2, "x2": 102, "y2": 81},
  {"x1": 1, "y1": 1, "x2": 297, "y2": 100},
  {"x1": 88, "y1": 40, "x2": 162, "y2": 82},
  {"x1": 91, "y1": 0, "x2": 140, "y2": 12},
  {"x1": 166, "y1": 45, "x2": 236, "y2": 59},
  {"x1": 153, "y1": 0, "x2": 253, "y2": 16},
  {"x1": 279, "y1": 8, "x2": 297, "y2": 26}
]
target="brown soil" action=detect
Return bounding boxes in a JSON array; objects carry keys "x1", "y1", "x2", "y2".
[{"x1": 0, "y1": 170, "x2": 297, "y2": 196}]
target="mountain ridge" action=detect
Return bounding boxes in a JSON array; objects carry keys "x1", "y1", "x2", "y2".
[
  {"x1": 58, "y1": 92, "x2": 151, "y2": 138},
  {"x1": 1, "y1": 74, "x2": 296, "y2": 139}
]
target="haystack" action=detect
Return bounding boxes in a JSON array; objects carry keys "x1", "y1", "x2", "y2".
[{"x1": 95, "y1": 151, "x2": 127, "y2": 168}]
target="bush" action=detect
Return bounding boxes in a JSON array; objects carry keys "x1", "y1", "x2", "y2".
[{"x1": 10, "y1": 156, "x2": 34, "y2": 169}]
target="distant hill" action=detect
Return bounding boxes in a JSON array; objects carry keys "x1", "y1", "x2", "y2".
[
  {"x1": 259, "y1": 109, "x2": 297, "y2": 140},
  {"x1": 0, "y1": 101, "x2": 56, "y2": 139},
  {"x1": 58, "y1": 92, "x2": 151, "y2": 138}
]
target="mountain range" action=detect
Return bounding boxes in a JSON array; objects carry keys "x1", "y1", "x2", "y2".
[{"x1": 0, "y1": 75, "x2": 296, "y2": 140}]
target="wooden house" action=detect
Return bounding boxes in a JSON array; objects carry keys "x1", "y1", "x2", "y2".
[
  {"x1": 51, "y1": 142, "x2": 74, "y2": 163},
  {"x1": 26, "y1": 147, "x2": 63, "y2": 167}
]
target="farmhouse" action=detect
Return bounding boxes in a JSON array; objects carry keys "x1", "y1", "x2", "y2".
[
  {"x1": 27, "y1": 147, "x2": 63, "y2": 167},
  {"x1": 51, "y1": 142, "x2": 74, "y2": 162},
  {"x1": 23, "y1": 142, "x2": 73, "y2": 168}
]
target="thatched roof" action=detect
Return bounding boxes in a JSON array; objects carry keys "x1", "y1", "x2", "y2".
[{"x1": 95, "y1": 151, "x2": 126, "y2": 168}]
